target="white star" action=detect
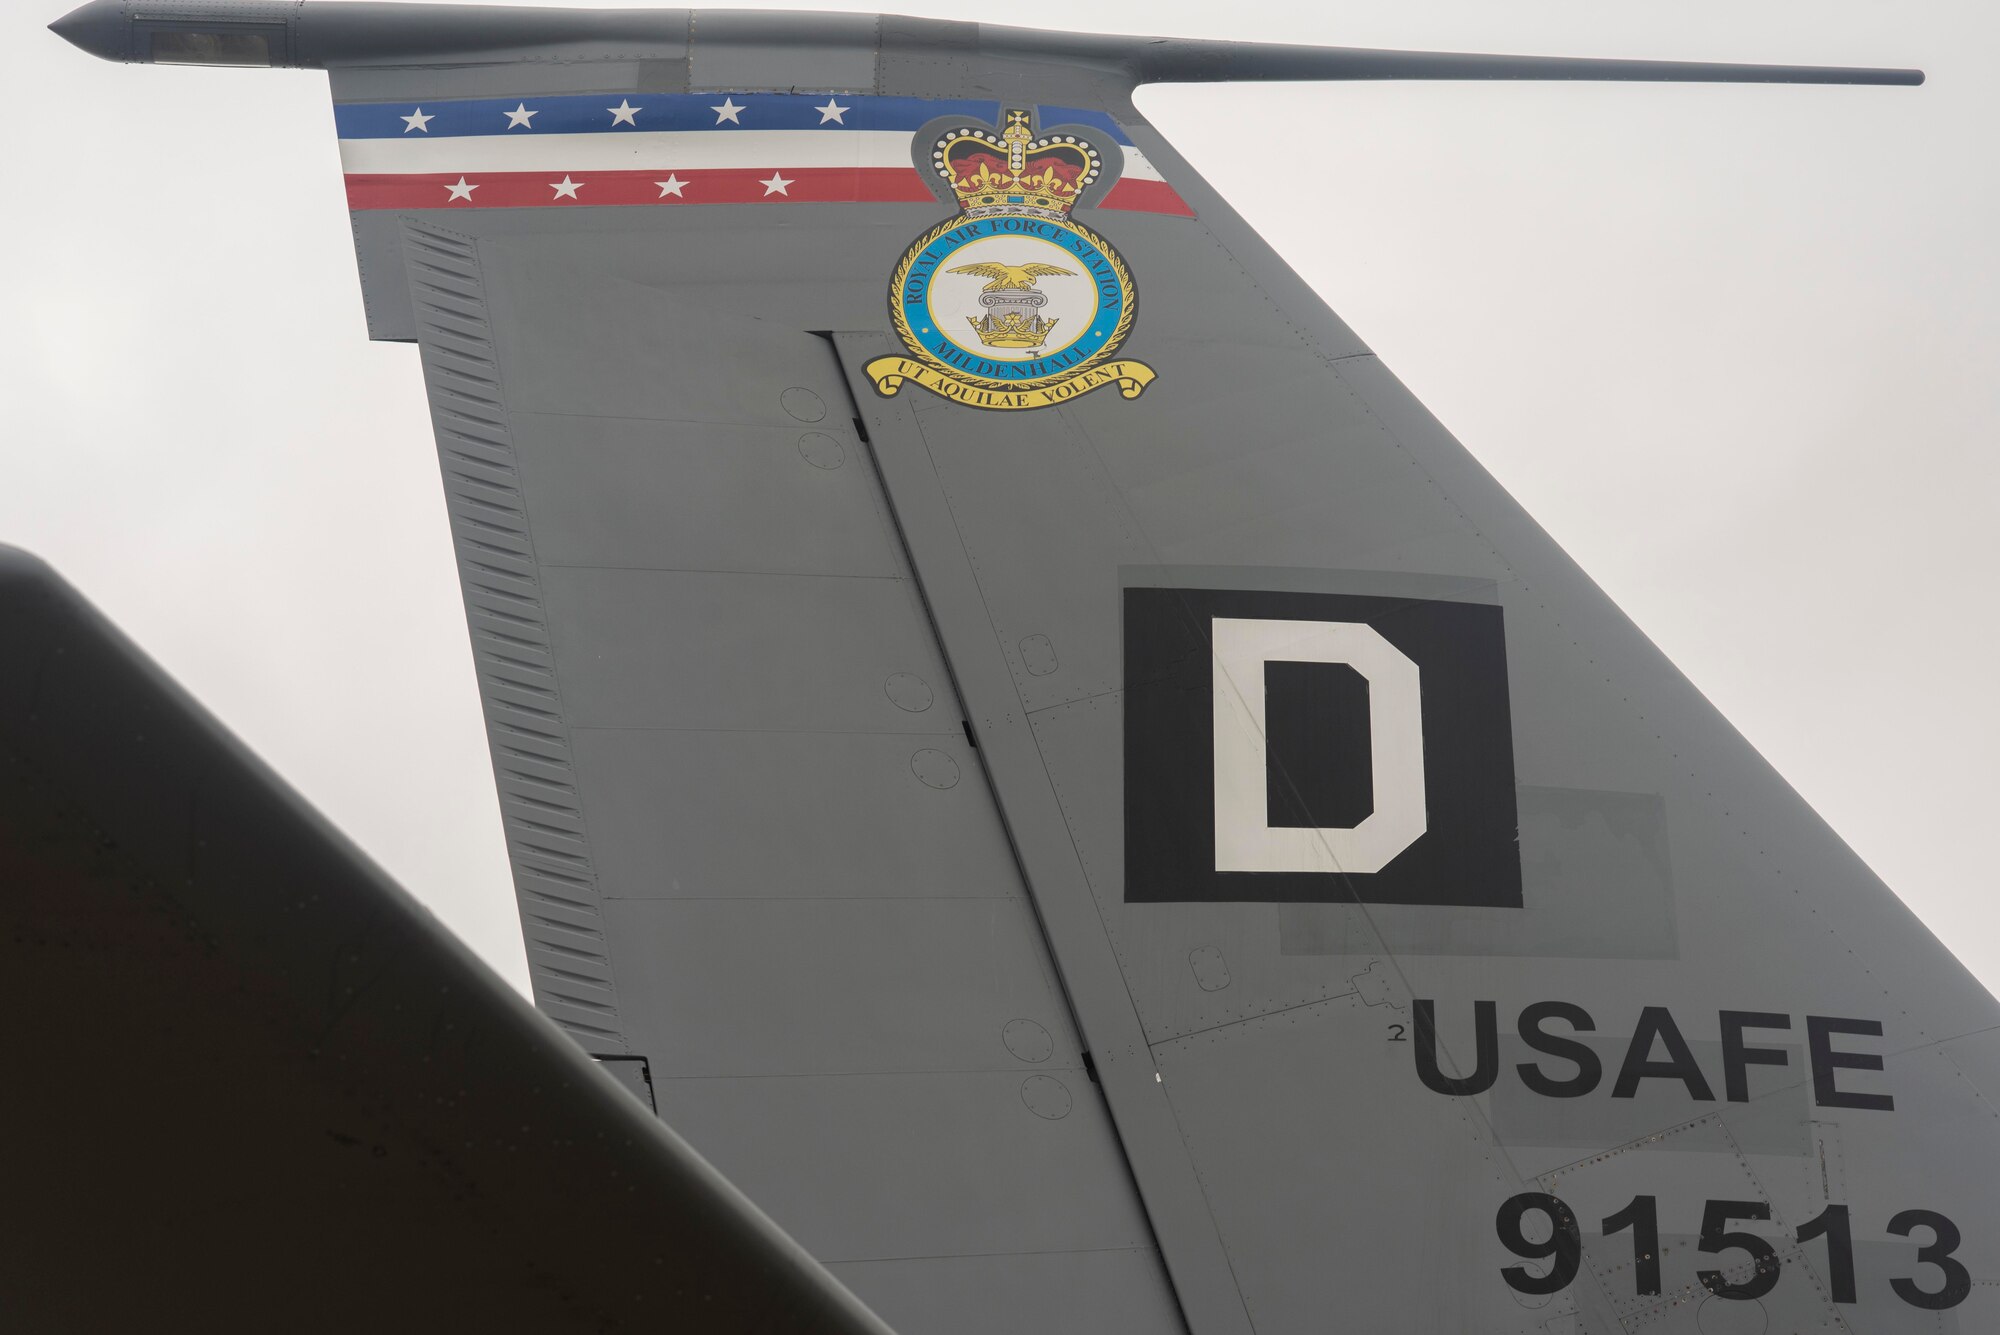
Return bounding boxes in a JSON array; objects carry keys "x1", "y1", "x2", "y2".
[
  {"x1": 760, "y1": 172, "x2": 794, "y2": 196},
  {"x1": 607, "y1": 99, "x2": 641, "y2": 127},
  {"x1": 815, "y1": 99, "x2": 849, "y2": 124},
  {"x1": 655, "y1": 175, "x2": 688, "y2": 198},
  {"x1": 550, "y1": 176, "x2": 583, "y2": 200},
  {"x1": 504, "y1": 103, "x2": 537, "y2": 129},
  {"x1": 400, "y1": 107, "x2": 433, "y2": 133},
  {"x1": 710, "y1": 98, "x2": 745, "y2": 125},
  {"x1": 445, "y1": 177, "x2": 477, "y2": 202}
]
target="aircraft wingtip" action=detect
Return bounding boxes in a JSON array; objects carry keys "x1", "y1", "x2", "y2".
[
  {"x1": 0, "y1": 546, "x2": 67, "y2": 615},
  {"x1": 0, "y1": 544, "x2": 52, "y2": 578}
]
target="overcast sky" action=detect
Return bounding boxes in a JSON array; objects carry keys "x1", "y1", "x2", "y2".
[{"x1": 7, "y1": 0, "x2": 1993, "y2": 1000}]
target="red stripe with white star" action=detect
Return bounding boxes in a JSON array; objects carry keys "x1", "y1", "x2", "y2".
[
  {"x1": 341, "y1": 166, "x2": 1194, "y2": 216},
  {"x1": 343, "y1": 167, "x2": 935, "y2": 209}
]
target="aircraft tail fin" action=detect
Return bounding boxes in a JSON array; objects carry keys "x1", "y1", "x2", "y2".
[{"x1": 57, "y1": 8, "x2": 1998, "y2": 1334}]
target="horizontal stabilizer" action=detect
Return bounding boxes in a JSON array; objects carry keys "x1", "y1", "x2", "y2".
[
  {"x1": 1121, "y1": 44, "x2": 1923, "y2": 86},
  {"x1": 50, "y1": 1, "x2": 1922, "y2": 85}
]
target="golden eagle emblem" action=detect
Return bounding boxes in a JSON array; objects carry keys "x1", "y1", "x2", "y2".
[{"x1": 944, "y1": 261, "x2": 1076, "y2": 292}]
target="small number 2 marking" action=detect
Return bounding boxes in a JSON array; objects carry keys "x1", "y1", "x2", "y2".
[{"x1": 1387, "y1": 1024, "x2": 1407, "y2": 1042}]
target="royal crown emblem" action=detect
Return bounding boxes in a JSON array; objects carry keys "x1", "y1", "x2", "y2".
[
  {"x1": 943, "y1": 109, "x2": 1097, "y2": 219},
  {"x1": 864, "y1": 108, "x2": 1157, "y2": 412}
]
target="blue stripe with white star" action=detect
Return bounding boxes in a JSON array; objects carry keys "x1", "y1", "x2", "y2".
[
  {"x1": 334, "y1": 94, "x2": 991, "y2": 138},
  {"x1": 333, "y1": 93, "x2": 1138, "y2": 144}
]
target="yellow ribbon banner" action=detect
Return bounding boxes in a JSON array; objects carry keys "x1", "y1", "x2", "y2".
[{"x1": 865, "y1": 356, "x2": 1157, "y2": 411}]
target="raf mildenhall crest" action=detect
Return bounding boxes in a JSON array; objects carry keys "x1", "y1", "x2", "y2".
[{"x1": 865, "y1": 109, "x2": 1156, "y2": 411}]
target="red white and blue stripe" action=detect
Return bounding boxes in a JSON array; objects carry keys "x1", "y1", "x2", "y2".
[{"x1": 336, "y1": 93, "x2": 1194, "y2": 217}]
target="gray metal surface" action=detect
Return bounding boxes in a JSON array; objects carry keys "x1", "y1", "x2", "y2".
[
  {"x1": 55, "y1": 5, "x2": 1998, "y2": 1333},
  {"x1": 404, "y1": 210, "x2": 1187, "y2": 1328},
  {"x1": 841, "y1": 328, "x2": 1254, "y2": 1335}
]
